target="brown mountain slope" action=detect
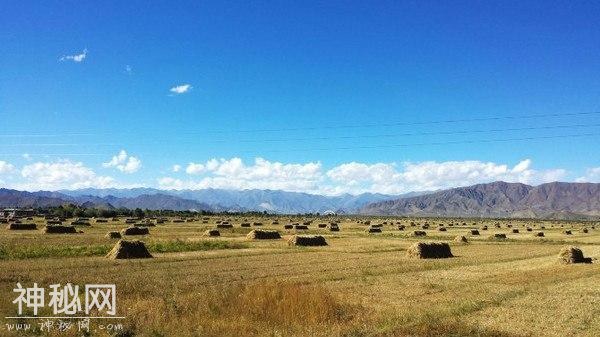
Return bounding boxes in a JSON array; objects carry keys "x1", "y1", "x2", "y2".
[{"x1": 360, "y1": 181, "x2": 600, "y2": 219}]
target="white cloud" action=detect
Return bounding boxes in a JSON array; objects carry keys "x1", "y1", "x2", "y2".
[
  {"x1": 325, "y1": 159, "x2": 567, "y2": 195},
  {"x1": 19, "y1": 160, "x2": 114, "y2": 190},
  {"x1": 159, "y1": 157, "x2": 323, "y2": 192},
  {"x1": 0, "y1": 161, "x2": 16, "y2": 174},
  {"x1": 102, "y1": 150, "x2": 142, "y2": 173},
  {"x1": 172, "y1": 164, "x2": 181, "y2": 173},
  {"x1": 185, "y1": 163, "x2": 205, "y2": 175},
  {"x1": 576, "y1": 167, "x2": 600, "y2": 183},
  {"x1": 125, "y1": 65, "x2": 132, "y2": 74},
  {"x1": 158, "y1": 157, "x2": 567, "y2": 195},
  {"x1": 60, "y1": 49, "x2": 88, "y2": 62},
  {"x1": 169, "y1": 84, "x2": 192, "y2": 94}
]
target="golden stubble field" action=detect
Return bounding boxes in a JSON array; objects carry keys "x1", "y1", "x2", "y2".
[{"x1": 1, "y1": 216, "x2": 599, "y2": 337}]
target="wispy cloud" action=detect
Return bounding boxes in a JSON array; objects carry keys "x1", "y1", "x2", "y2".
[
  {"x1": 125, "y1": 65, "x2": 132, "y2": 74},
  {"x1": 60, "y1": 48, "x2": 88, "y2": 63},
  {"x1": 169, "y1": 84, "x2": 192, "y2": 95}
]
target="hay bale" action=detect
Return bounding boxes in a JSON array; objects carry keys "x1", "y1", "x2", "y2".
[
  {"x1": 558, "y1": 246, "x2": 592, "y2": 264},
  {"x1": 287, "y1": 235, "x2": 327, "y2": 246},
  {"x1": 454, "y1": 235, "x2": 468, "y2": 243},
  {"x1": 366, "y1": 226, "x2": 382, "y2": 233},
  {"x1": 470, "y1": 229, "x2": 480, "y2": 235},
  {"x1": 71, "y1": 220, "x2": 91, "y2": 226},
  {"x1": 512, "y1": 229, "x2": 519, "y2": 234},
  {"x1": 121, "y1": 226, "x2": 149, "y2": 236},
  {"x1": 240, "y1": 223, "x2": 251, "y2": 227},
  {"x1": 284, "y1": 224, "x2": 294, "y2": 229},
  {"x1": 564, "y1": 230, "x2": 572, "y2": 235},
  {"x1": 534, "y1": 231, "x2": 545, "y2": 237},
  {"x1": 317, "y1": 223, "x2": 327, "y2": 228},
  {"x1": 491, "y1": 233, "x2": 507, "y2": 240},
  {"x1": 438, "y1": 227, "x2": 447, "y2": 232},
  {"x1": 44, "y1": 225, "x2": 77, "y2": 234},
  {"x1": 247, "y1": 229, "x2": 281, "y2": 240},
  {"x1": 294, "y1": 224, "x2": 309, "y2": 230},
  {"x1": 106, "y1": 240, "x2": 152, "y2": 259},
  {"x1": 397, "y1": 225, "x2": 405, "y2": 231},
  {"x1": 46, "y1": 220, "x2": 62, "y2": 226},
  {"x1": 329, "y1": 226, "x2": 340, "y2": 232},
  {"x1": 481, "y1": 226, "x2": 488, "y2": 230},
  {"x1": 413, "y1": 230, "x2": 427, "y2": 237},
  {"x1": 526, "y1": 227, "x2": 533, "y2": 232},
  {"x1": 582, "y1": 228, "x2": 589, "y2": 233},
  {"x1": 105, "y1": 231, "x2": 122, "y2": 239},
  {"x1": 204, "y1": 229, "x2": 220, "y2": 237},
  {"x1": 253, "y1": 222, "x2": 263, "y2": 226},
  {"x1": 216, "y1": 223, "x2": 233, "y2": 229},
  {"x1": 8, "y1": 223, "x2": 37, "y2": 230},
  {"x1": 407, "y1": 242, "x2": 453, "y2": 259},
  {"x1": 372, "y1": 223, "x2": 383, "y2": 228}
]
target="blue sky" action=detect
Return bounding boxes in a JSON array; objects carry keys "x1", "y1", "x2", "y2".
[{"x1": 1, "y1": 1, "x2": 599, "y2": 194}]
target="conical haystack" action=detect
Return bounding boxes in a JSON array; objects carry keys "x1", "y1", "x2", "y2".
[
  {"x1": 558, "y1": 246, "x2": 592, "y2": 264},
  {"x1": 106, "y1": 240, "x2": 152, "y2": 259}
]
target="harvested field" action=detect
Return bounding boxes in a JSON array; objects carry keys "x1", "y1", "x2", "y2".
[{"x1": 1, "y1": 216, "x2": 599, "y2": 337}]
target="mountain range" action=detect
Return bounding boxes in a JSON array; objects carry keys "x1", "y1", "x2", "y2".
[
  {"x1": 360, "y1": 181, "x2": 600, "y2": 219},
  {"x1": 0, "y1": 188, "x2": 416, "y2": 213},
  {"x1": 2, "y1": 182, "x2": 599, "y2": 219}
]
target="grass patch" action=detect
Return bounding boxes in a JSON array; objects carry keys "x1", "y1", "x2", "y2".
[
  {"x1": 148, "y1": 239, "x2": 248, "y2": 253},
  {"x1": 0, "y1": 239, "x2": 247, "y2": 260}
]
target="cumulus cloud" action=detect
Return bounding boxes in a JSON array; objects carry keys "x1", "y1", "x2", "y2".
[
  {"x1": 186, "y1": 163, "x2": 205, "y2": 175},
  {"x1": 102, "y1": 150, "x2": 142, "y2": 173},
  {"x1": 0, "y1": 161, "x2": 16, "y2": 174},
  {"x1": 169, "y1": 84, "x2": 192, "y2": 94},
  {"x1": 60, "y1": 49, "x2": 88, "y2": 62},
  {"x1": 172, "y1": 164, "x2": 181, "y2": 173},
  {"x1": 325, "y1": 159, "x2": 567, "y2": 195},
  {"x1": 576, "y1": 167, "x2": 600, "y2": 183},
  {"x1": 159, "y1": 157, "x2": 323, "y2": 192},
  {"x1": 18, "y1": 160, "x2": 115, "y2": 190}
]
